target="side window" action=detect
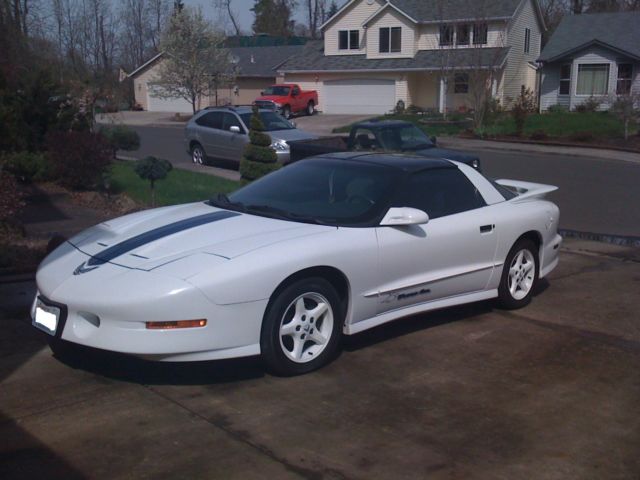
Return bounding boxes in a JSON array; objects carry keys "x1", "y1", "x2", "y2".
[
  {"x1": 292, "y1": 86, "x2": 300, "y2": 96},
  {"x1": 222, "y1": 112, "x2": 243, "y2": 132},
  {"x1": 350, "y1": 128, "x2": 378, "y2": 150},
  {"x1": 398, "y1": 168, "x2": 485, "y2": 219},
  {"x1": 196, "y1": 112, "x2": 223, "y2": 129}
]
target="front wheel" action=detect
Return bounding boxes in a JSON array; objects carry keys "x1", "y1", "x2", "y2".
[
  {"x1": 260, "y1": 277, "x2": 343, "y2": 376},
  {"x1": 282, "y1": 105, "x2": 291, "y2": 119},
  {"x1": 497, "y1": 239, "x2": 539, "y2": 309},
  {"x1": 306, "y1": 101, "x2": 314, "y2": 116},
  {"x1": 191, "y1": 143, "x2": 205, "y2": 165}
]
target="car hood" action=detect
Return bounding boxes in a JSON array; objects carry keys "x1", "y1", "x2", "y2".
[
  {"x1": 256, "y1": 95, "x2": 287, "y2": 103},
  {"x1": 270, "y1": 128, "x2": 317, "y2": 143},
  {"x1": 414, "y1": 147, "x2": 478, "y2": 162},
  {"x1": 68, "y1": 203, "x2": 330, "y2": 271}
]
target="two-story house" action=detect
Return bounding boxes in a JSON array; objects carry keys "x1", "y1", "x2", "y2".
[{"x1": 278, "y1": 0, "x2": 546, "y2": 114}]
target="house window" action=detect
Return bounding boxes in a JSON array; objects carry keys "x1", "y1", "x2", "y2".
[
  {"x1": 617, "y1": 63, "x2": 633, "y2": 95},
  {"x1": 439, "y1": 25, "x2": 453, "y2": 46},
  {"x1": 454, "y1": 73, "x2": 469, "y2": 94},
  {"x1": 456, "y1": 24, "x2": 470, "y2": 46},
  {"x1": 559, "y1": 63, "x2": 571, "y2": 95},
  {"x1": 524, "y1": 28, "x2": 531, "y2": 53},
  {"x1": 339, "y1": 29, "x2": 359, "y2": 50},
  {"x1": 576, "y1": 64, "x2": 609, "y2": 95},
  {"x1": 473, "y1": 23, "x2": 488, "y2": 45},
  {"x1": 379, "y1": 27, "x2": 401, "y2": 53}
]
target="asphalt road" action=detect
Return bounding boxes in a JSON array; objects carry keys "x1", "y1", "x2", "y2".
[{"x1": 125, "y1": 124, "x2": 640, "y2": 238}]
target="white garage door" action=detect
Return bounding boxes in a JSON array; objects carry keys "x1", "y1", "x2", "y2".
[
  {"x1": 323, "y1": 79, "x2": 395, "y2": 114},
  {"x1": 146, "y1": 86, "x2": 193, "y2": 113}
]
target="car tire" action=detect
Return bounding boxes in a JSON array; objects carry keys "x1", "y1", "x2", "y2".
[
  {"x1": 306, "y1": 101, "x2": 314, "y2": 116},
  {"x1": 260, "y1": 277, "x2": 343, "y2": 376},
  {"x1": 282, "y1": 105, "x2": 291, "y2": 119},
  {"x1": 497, "y1": 239, "x2": 539, "y2": 310},
  {"x1": 191, "y1": 143, "x2": 205, "y2": 165}
]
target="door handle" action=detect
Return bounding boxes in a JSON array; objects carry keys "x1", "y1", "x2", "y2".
[{"x1": 479, "y1": 224, "x2": 494, "y2": 233}]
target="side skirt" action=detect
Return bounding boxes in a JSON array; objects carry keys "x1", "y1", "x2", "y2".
[{"x1": 344, "y1": 289, "x2": 498, "y2": 335}]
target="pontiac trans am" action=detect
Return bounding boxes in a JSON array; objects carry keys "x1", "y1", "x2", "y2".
[{"x1": 32, "y1": 153, "x2": 561, "y2": 375}]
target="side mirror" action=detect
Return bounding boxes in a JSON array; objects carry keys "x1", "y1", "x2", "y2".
[
  {"x1": 430, "y1": 136, "x2": 437, "y2": 145},
  {"x1": 380, "y1": 207, "x2": 429, "y2": 226},
  {"x1": 260, "y1": 91, "x2": 264, "y2": 96},
  {"x1": 230, "y1": 125, "x2": 241, "y2": 133}
]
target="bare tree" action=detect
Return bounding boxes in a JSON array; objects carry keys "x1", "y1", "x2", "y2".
[
  {"x1": 151, "y1": 7, "x2": 234, "y2": 113},
  {"x1": 306, "y1": 0, "x2": 327, "y2": 39},
  {"x1": 214, "y1": 0, "x2": 241, "y2": 36}
]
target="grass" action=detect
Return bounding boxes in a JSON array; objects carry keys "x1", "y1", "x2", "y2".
[
  {"x1": 333, "y1": 111, "x2": 636, "y2": 142},
  {"x1": 110, "y1": 161, "x2": 240, "y2": 207},
  {"x1": 479, "y1": 111, "x2": 634, "y2": 139}
]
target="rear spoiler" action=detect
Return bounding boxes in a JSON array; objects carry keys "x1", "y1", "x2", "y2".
[{"x1": 495, "y1": 179, "x2": 558, "y2": 202}]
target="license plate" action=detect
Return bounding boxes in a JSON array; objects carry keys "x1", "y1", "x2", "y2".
[{"x1": 33, "y1": 298, "x2": 60, "y2": 335}]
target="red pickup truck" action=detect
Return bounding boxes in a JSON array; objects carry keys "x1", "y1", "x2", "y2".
[{"x1": 254, "y1": 84, "x2": 318, "y2": 119}]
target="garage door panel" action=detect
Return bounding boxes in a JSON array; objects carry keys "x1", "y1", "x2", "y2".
[
  {"x1": 147, "y1": 87, "x2": 193, "y2": 113},
  {"x1": 324, "y1": 79, "x2": 395, "y2": 115}
]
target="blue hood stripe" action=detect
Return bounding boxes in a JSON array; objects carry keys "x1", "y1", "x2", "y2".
[{"x1": 87, "y1": 210, "x2": 240, "y2": 267}]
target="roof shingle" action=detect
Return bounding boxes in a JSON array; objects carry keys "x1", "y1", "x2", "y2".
[{"x1": 388, "y1": 0, "x2": 523, "y2": 22}]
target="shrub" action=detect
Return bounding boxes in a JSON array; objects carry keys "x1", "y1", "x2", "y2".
[
  {"x1": 483, "y1": 97, "x2": 503, "y2": 126},
  {"x1": 2, "y1": 151, "x2": 51, "y2": 183},
  {"x1": 393, "y1": 100, "x2": 406, "y2": 115},
  {"x1": 0, "y1": 170, "x2": 25, "y2": 222},
  {"x1": 511, "y1": 87, "x2": 536, "y2": 137},
  {"x1": 609, "y1": 94, "x2": 640, "y2": 141},
  {"x1": 46, "y1": 131, "x2": 113, "y2": 190},
  {"x1": 134, "y1": 156, "x2": 173, "y2": 206},
  {"x1": 568, "y1": 131, "x2": 595, "y2": 142},
  {"x1": 239, "y1": 105, "x2": 279, "y2": 183},
  {"x1": 574, "y1": 97, "x2": 601, "y2": 113},
  {"x1": 547, "y1": 104, "x2": 568, "y2": 114},
  {"x1": 529, "y1": 130, "x2": 549, "y2": 141},
  {"x1": 406, "y1": 104, "x2": 424, "y2": 115},
  {"x1": 100, "y1": 125, "x2": 141, "y2": 155}
]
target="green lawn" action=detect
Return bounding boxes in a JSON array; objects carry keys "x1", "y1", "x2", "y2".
[
  {"x1": 481, "y1": 111, "x2": 633, "y2": 139},
  {"x1": 110, "y1": 161, "x2": 240, "y2": 206},
  {"x1": 333, "y1": 111, "x2": 634, "y2": 141}
]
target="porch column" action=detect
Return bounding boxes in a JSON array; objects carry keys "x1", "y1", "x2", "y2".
[{"x1": 439, "y1": 76, "x2": 448, "y2": 114}]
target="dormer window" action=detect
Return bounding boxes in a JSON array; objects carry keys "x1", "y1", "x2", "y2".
[
  {"x1": 339, "y1": 30, "x2": 360, "y2": 50},
  {"x1": 439, "y1": 25, "x2": 453, "y2": 46},
  {"x1": 379, "y1": 27, "x2": 401, "y2": 53},
  {"x1": 456, "y1": 25, "x2": 470, "y2": 46}
]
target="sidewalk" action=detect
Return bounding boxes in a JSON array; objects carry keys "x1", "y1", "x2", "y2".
[{"x1": 439, "y1": 137, "x2": 640, "y2": 164}]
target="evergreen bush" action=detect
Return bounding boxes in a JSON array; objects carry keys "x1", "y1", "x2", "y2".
[{"x1": 239, "y1": 106, "x2": 279, "y2": 183}]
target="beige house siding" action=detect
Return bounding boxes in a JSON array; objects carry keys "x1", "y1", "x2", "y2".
[
  {"x1": 133, "y1": 62, "x2": 160, "y2": 110},
  {"x1": 407, "y1": 73, "x2": 438, "y2": 109},
  {"x1": 502, "y1": 0, "x2": 543, "y2": 105},
  {"x1": 365, "y1": 9, "x2": 416, "y2": 59},
  {"x1": 324, "y1": 0, "x2": 384, "y2": 56}
]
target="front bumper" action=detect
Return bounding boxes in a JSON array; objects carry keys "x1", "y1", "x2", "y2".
[{"x1": 33, "y1": 243, "x2": 266, "y2": 361}]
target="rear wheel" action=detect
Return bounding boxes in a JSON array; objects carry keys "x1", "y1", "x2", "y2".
[
  {"x1": 191, "y1": 143, "x2": 205, "y2": 165},
  {"x1": 282, "y1": 105, "x2": 291, "y2": 119},
  {"x1": 306, "y1": 101, "x2": 315, "y2": 116},
  {"x1": 260, "y1": 277, "x2": 343, "y2": 376},
  {"x1": 497, "y1": 239, "x2": 539, "y2": 309}
]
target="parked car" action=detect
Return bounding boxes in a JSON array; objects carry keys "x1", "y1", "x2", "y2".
[
  {"x1": 254, "y1": 84, "x2": 318, "y2": 118},
  {"x1": 289, "y1": 119, "x2": 482, "y2": 170},
  {"x1": 184, "y1": 106, "x2": 317, "y2": 166},
  {"x1": 33, "y1": 153, "x2": 561, "y2": 376}
]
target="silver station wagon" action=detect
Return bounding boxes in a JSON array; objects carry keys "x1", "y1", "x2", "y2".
[{"x1": 184, "y1": 106, "x2": 317, "y2": 166}]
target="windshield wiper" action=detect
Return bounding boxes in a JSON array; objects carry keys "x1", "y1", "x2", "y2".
[
  {"x1": 245, "y1": 204, "x2": 330, "y2": 225},
  {"x1": 207, "y1": 193, "x2": 247, "y2": 212}
]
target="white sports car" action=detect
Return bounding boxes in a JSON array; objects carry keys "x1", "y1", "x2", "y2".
[{"x1": 32, "y1": 153, "x2": 561, "y2": 375}]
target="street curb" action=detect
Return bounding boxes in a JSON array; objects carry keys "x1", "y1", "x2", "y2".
[
  {"x1": 559, "y1": 229, "x2": 640, "y2": 248},
  {"x1": 456, "y1": 136, "x2": 640, "y2": 155}
]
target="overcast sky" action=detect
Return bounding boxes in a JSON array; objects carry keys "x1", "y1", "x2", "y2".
[{"x1": 187, "y1": 0, "x2": 309, "y2": 33}]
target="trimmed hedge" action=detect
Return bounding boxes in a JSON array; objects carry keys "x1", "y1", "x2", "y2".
[{"x1": 239, "y1": 106, "x2": 279, "y2": 183}]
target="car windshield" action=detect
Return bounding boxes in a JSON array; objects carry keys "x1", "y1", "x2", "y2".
[
  {"x1": 263, "y1": 86, "x2": 290, "y2": 96},
  {"x1": 377, "y1": 124, "x2": 434, "y2": 151},
  {"x1": 240, "y1": 111, "x2": 295, "y2": 131},
  {"x1": 211, "y1": 159, "x2": 402, "y2": 226}
]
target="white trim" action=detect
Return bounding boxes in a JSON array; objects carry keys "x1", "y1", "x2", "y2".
[
  {"x1": 127, "y1": 52, "x2": 164, "y2": 79},
  {"x1": 361, "y1": 2, "x2": 418, "y2": 27}
]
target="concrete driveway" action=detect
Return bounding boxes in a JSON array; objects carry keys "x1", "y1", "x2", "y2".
[{"x1": 1, "y1": 239, "x2": 639, "y2": 479}]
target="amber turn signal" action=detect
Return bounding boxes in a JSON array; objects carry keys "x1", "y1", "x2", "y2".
[{"x1": 146, "y1": 319, "x2": 207, "y2": 330}]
